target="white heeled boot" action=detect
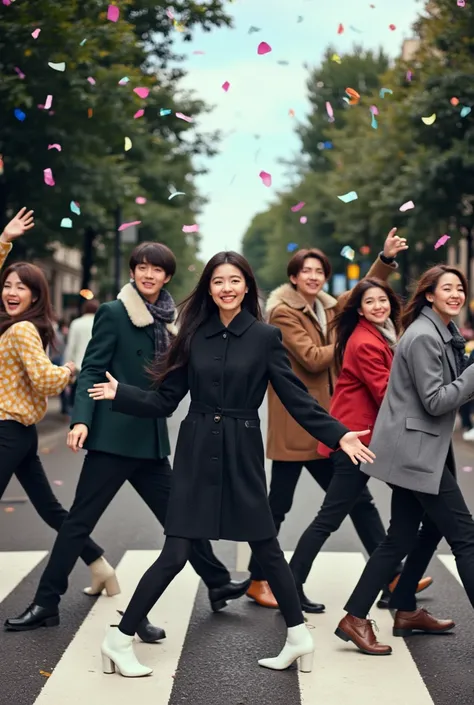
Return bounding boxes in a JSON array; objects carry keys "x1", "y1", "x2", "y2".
[
  {"x1": 101, "y1": 625, "x2": 153, "y2": 677},
  {"x1": 258, "y1": 624, "x2": 314, "y2": 672},
  {"x1": 84, "y1": 557, "x2": 121, "y2": 597}
]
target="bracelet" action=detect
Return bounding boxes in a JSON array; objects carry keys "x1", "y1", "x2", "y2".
[{"x1": 379, "y1": 251, "x2": 395, "y2": 264}]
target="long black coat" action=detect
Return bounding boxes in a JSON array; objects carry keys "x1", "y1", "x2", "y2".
[{"x1": 113, "y1": 309, "x2": 349, "y2": 541}]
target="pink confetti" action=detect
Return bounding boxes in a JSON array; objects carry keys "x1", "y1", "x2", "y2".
[
  {"x1": 118, "y1": 221, "x2": 141, "y2": 232},
  {"x1": 434, "y1": 234, "x2": 450, "y2": 250},
  {"x1": 192, "y1": 50, "x2": 205, "y2": 55},
  {"x1": 222, "y1": 81, "x2": 230, "y2": 92},
  {"x1": 462, "y1": 466, "x2": 473, "y2": 472},
  {"x1": 259, "y1": 170, "x2": 272, "y2": 187},
  {"x1": 48, "y1": 144, "x2": 62, "y2": 151},
  {"x1": 300, "y1": 216, "x2": 307, "y2": 224},
  {"x1": 32, "y1": 28, "x2": 41, "y2": 39},
  {"x1": 135, "y1": 197, "x2": 147, "y2": 205},
  {"x1": 406, "y1": 70, "x2": 413, "y2": 82},
  {"x1": 166, "y1": 7, "x2": 174, "y2": 19},
  {"x1": 107, "y1": 4, "x2": 119, "y2": 22},
  {"x1": 134, "y1": 87, "x2": 149, "y2": 99},
  {"x1": 257, "y1": 41, "x2": 272, "y2": 55},
  {"x1": 176, "y1": 112, "x2": 193, "y2": 122},
  {"x1": 134, "y1": 109, "x2": 145, "y2": 119},
  {"x1": 43, "y1": 168, "x2": 55, "y2": 186},
  {"x1": 399, "y1": 200, "x2": 415, "y2": 212},
  {"x1": 53, "y1": 480, "x2": 63, "y2": 486},
  {"x1": 44, "y1": 95, "x2": 53, "y2": 110},
  {"x1": 14, "y1": 67, "x2": 25, "y2": 79},
  {"x1": 87, "y1": 77, "x2": 96, "y2": 85},
  {"x1": 370, "y1": 105, "x2": 379, "y2": 115},
  {"x1": 182, "y1": 224, "x2": 199, "y2": 233},
  {"x1": 3, "y1": 0, "x2": 12, "y2": 5},
  {"x1": 291, "y1": 202, "x2": 305, "y2": 212},
  {"x1": 326, "y1": 101, "x2": 334, "y2": 121}
]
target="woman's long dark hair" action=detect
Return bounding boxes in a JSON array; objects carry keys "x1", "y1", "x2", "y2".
[
  {"x1": 150, "y1": 251, "x2": 263, "y2": 384},
  {"x1": 0, "y1": 262, "x2": 56, "y2": 349},
  {"x1": 402, "y1": 265, "x2": 468, "y2": 330},
  {"x1": 333, "y1": 278, "x2": 402, "y2": 373}
]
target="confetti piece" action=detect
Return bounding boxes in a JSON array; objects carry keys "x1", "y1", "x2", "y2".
[
  {"x1": 248, "y1": 26, "x2": 261, "y2": 34},
  {"x1": 458, "y1": 0, "x2": 466, "y2": 6},
  {"x1": 462, "y1": 465, "x2": 473, "y2": 472},
  {"x1": 39, "y1": 671, "x2": 51, "y2": 678},
  {"x1": 434, "y1": 234, "x2": 450, "y2": 250},
  {"x1": 135, "y1": 196, "x2": 147, "y2": 205},
  {"x1": 288, "y1": 109, "x2": 295, "y2": 117},
  {"x1": 300, "y1": 216, "x2": 307, "y2": 224},
  {"x1": 291, "y1": 202, "x2": 305, "y2": 212},
  {"x1": 222, "y1": 81, "x2": 230, "y2": 92},
  {"x1": 3, "y1": 0, "x2": 12, "y2": 5},
  {"x1": 338, "y1": 191, "x2": 358, "y2": 203},
  {"x1": 176, "y1": 112, "x2": 193, "y2": 122},
  {"x1": 346, "y1": 88, "x2": 360, "y2": 105},
  {"x1": 421, "y1": 113, "x2": 436, "y2": 125},
  {"x1": 259, "y1": 170, "x2": 272, "y2": 187},
  {"x1": 48, "y1": 143, "x2": 61, "y2": 151},
  {"x1": 14, "y1": 67, "x2": 25, "y2": 79},
  {"x1": 124, "y1": 137, "x2": 132, "y2": 151},
  {"x1": 182, "y1": 224, "x2": 199, "y2": 233},
  {"x1": 192, "y1": 50, "x2": 205, "y2": 55},
  {"x1": 80, "y1": 38, "x2": 87, "y2": 46},
  {"x1": 53, "y1": 480, "x2": 63, "y2": 486},
  {"x1": 380, "y1": 88, "x2": 393, "y2": 98},
  {"x1": 88, "y1": 108, "x2": 93, "y2": 118},
  {"x1": 44, "y1": 168, "x2": 55, "y2": 186},
  {"x1": 60, "y1": 218, "x2": 73, "y2": 228},
  {"x1": 370, "y1": 105, "x2": 379, "y2": 115},
  {"x1": 107, "y1": 4, "x2": 119, "y2": 22},
  {"x1": 48, "y1": 61, "x2": 66, "y2": 72},
  {"x1": 134, "y1": 87, "x2": 149, "y2": 99},
  {"x1": 371, "y1": 113, "x2": 378, "y2": 129},
  {"x1": 32, "y1": 28, "x2": 41, "y2": 39},
  {"x1": 461, "y1": 106, "x2": 471, "y2": 118},
  {"x1": 331, "y1": 54, "x2": 341, "y2": 64},
  {"x1": 341, "y1": 245, "x2": 355, "y2": 260},
  {"x1": 4, "y1": 507, "x2": 15, "y2": 513},
  {"x1": 389, "y1": 24, "x2": 396, "y2": 30},
  {"x1": 44, "y1": 94, "x2": 53, "y2": 110},
  {"x1": 118, "y1": 76, "x2": 129, "y2": 85},
  {"x1": 188, "y1": 264, "x2": 196, "y2": 272},
  {"x1": 399, "y1": 200, "x2": 415, "y2": 212},
  {"x1": 119, "y1": 221, "x2": 141, "y2": 232},
  {"x1": 168, "y1": 191, "x2": 185, "y2": 200},
  {"x1": 337, "y1": 23, "x2": 344, "y2": 34},
  {"x1": 406, "y1": 70, "x2": 413, "y2": 81},
  {"x1": 70, "y1": 201, "x2": 81, "y2": 215},
  {"x1": 80, "y1": 289, "x2": 94, "y2": 300},
  {"x1": 451, "y1": 97, "x2": 460, "y2": 106},
  {"x1": 326, "y1": 101, "x2": 334, "y2": 121},
  {"x1": 287, "y1": 243, "x2": 298, "y2": 252},
  {"x1": 134, "y1": 109, "x2": 145, "y2": 119},
  {"x1": 87, "y1": 77, "x2": 96, "y2": 85},
  {"x1": 160, "y1": 108, "x2": 172, "y2": 116},
  {"x1": 166, "y1": 7, "x2": 174, "y2": 19},
  {"x1": 257, "y1": 42, "x2": 272, "y2": 55},
  {"x1": 14, "y1": 109, "x2": 26, "y2": 122}
]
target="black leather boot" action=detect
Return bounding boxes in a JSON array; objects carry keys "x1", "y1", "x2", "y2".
[
  {"x1": 297, "y1": 586, "x2": 325, "y2": 614},
  {"x1": 116, "y1": 610, "x2": 166, "y2": 643},
  {"x1": 208, "y1": 578, "x2": 251, "y2": 612},
  {"x1": 4, "y1": 604, "x2": 59, "y2": 631}
]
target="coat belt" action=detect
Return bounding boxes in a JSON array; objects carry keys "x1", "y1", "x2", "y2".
[{"x1": 189, "y1": 402, "x2": 259, "y2": 421}]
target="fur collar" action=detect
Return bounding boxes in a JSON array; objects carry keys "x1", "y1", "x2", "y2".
[
  {"x1": 117, "y1": 283, "x2": 178, "y2": 335},
  {"x1": 265, "y1": 282, "x2": 338, "y2": 317}
]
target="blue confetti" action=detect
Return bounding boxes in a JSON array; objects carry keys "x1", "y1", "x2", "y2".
[
  {"x1": 461, "y1": 106, "x2": 471, "y2": 118},
  {"x1": 287, "y1": 242, "x2": 298, "y2": 252},
  {"x1": 70, "y1": 201, "x2": 81, "y2": 215},
  {"x1": 380, "y1": 88, "x2": 393, "y2": 98},
  {"x1": 371, "y1": 113, "x2": 378, "y2": 129},
  {"x1": 338, "y1": 191, "x2": 358, "y2": 204},
  {"x1": 160, "y1": 108, "x2": 172, "y2": 116},
  {"x1": 14, "y1": 109, "x2": 26, "y2": 121},
  {"x1": 60, "y1": 218, "x2": 73, "y2": 228}
]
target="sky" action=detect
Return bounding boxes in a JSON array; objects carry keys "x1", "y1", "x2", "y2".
[{"x1": 175, "y1": 0, "x2": 423, "y2": 261}]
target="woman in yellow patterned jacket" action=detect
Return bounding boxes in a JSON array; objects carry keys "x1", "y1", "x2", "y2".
[{"x1": 0, "y1": 209, "x2": 110, "y2": 611}]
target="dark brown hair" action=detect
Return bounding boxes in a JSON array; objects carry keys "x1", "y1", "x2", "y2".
[
  {"x1": 333, "y1": 278, "x2": 402, "y2": 372},
  {"x1": 129, "y1": 241, "x2": 176, "y2": 277},
  {"x1": 150, "y1": 251, "x2": 263, "y2": 384},
  {"x1": 287, "y1": 248, "x2": 332, "y2": 285},
  {"x1": 0, "y1": 262, "x2": 56, "y2": 349},
  {"x1": 402, "y1": 265, "x2": 467, "y2": 330},
  {"x1": 83, "y1": 298, "x2": 100, "y2": 314}
]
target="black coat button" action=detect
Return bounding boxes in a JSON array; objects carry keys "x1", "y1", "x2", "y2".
[
  {"x1": 223, "y1": 333, "x2": 227, "y2": 339},
  {"x1": 214, "y1": 415, "x2": 221, "y2": 423},
  {"x1": 245, "y1": 421, "x2": 249, "y2": 428}
]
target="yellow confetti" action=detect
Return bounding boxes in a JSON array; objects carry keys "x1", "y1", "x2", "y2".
[
  {"x1": 421, "y1": 113, "x2": 436, "y2": 125},
  {"x1": 331, "y1": 53, "x2": 341, "y2": 64},
  {"x1": 39, "y1": 671, "x2": 52, "y2": 678},
  {"x1": 173, "y1": 19, "x2": 185, "y2": 32},
  {"x1": 124, "y1": 137, "x2": 132, "y2": 151}
]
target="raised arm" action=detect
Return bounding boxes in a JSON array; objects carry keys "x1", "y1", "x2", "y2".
[
  {"x1": 406, "y1": 334, "x2": 474, "y2": 416},
  {"x1": 270, "y1": 306, "x2": 334, "y2": 373},
  {"x1": 11, "y1": 321, "x2": 71, "y2": 396},
  {"x1": 112, "y1": 365, "x2": 189, "y2": 418}
]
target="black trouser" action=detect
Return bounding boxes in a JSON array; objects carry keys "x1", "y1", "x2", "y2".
[
  {"x1": 345, "y1": 466, "x2": 474, "y2": 618},
  {"x1": 460, "y1": 402, "x2": 472, "y2": 430},
  {"x1": 249, "y1": 457, "x2": 387, "y2": 581},
  {"x1": 35, "y1": 450, "x2": 230, "y2": 608},
  {"x1": 120, "y1": 535, "x2": 303, "y2": 636},
  {"x1": 0, "y1": 421, "x2": 102, "y2": 565}
]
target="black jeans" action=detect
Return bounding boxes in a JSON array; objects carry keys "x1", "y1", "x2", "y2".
[
  {"x1": 0, "y1": 421, "x2": 102, "y2": 565},
  {"x1": 35, "y1": 450, "x2": 230, "y2": 608},
  {"x1": 249, "y1": 457, "x2": 387, "y2": 581},
  {"x1": 345, "y1": 466, "x2": 474, "y2": 618},
  {"x1": 120, "y1": 535, "x2": 303, "y2": 636}
]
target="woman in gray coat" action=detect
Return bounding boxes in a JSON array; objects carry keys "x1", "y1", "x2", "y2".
[{"x1": 335, "y1": 264, "x2": 474, "y2": 655}]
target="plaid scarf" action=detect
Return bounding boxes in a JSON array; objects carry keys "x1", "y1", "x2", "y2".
[{"x1": 132, "y1": 282, "x2": 176, "y2": 357}]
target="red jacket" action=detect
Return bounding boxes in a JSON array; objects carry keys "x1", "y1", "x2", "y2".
[{"x1": 318, "y1": 318, "x2": 394, "y2": 457}]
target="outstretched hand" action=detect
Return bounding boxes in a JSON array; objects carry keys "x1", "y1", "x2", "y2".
[
  {"x1": 88, "y1": 371, "x2": 118, "y2": 401},
  {"x1": 0, "y1": 207, "x2": 35, "y2": 243},
  {"x1": 383, "y1": 227, "x2": 408, "y2": 259},
  {"x1": 339, "y1": 430, "x2": 375, "y2": 465}
]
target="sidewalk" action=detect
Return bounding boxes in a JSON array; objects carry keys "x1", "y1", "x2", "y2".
[{"x1": 37, "y1": 396, "x2": 70, "y2": 440}]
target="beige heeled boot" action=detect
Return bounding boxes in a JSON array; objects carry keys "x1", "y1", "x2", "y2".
[
  {"x1": 101, "y1": 625, "x2": 153, "y2": 677},
  {"x1": 258, "y1": 623, "x2": 314, "y2": 672},
  {"x1": 84, "y1": 556, "x2": 121, "y2": 597}
]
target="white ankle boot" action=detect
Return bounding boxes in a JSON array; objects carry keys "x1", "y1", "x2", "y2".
[
  {"x1": 258, "y1": 624, "x2": 314, "y2": 672},
  {"x1": 101, "y1": 625, "x2": 153, "y2": 677},
  {"x1": 84, "y1": 557, "x2": 121, "y2": 597}
]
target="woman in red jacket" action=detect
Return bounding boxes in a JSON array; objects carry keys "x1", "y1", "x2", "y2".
[{"x1": 289, "y1": 279, "x2": 447, "y2": 645}]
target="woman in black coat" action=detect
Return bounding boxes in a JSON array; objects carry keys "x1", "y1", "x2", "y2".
[{"x1": 89, "y1": 251, "x2": 375, "y2": 678}]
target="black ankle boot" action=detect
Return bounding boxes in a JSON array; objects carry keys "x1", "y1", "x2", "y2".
[
  {"x1": 297, "y1": 586, "x2": 325, "y2": 614},
  {"x1": 117, "y1": 610, "x2": 166, "y2": 643}
]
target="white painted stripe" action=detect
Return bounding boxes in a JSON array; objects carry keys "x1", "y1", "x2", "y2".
[
  {"x1": 285, "y1": 551, "x2": 435, "y2": 705},
  {"x1": 33, "y1": 550, "x2": 200, "y2": 705},
  {"x1": 438, "y1": 554, "x2": 461, "y2": 584},
  {"x1": 236, "y1": 541, "x2": 251, "y2": 572},
  {"x1": 0, "y1": 551, "x2": 48, "y2": 603}
]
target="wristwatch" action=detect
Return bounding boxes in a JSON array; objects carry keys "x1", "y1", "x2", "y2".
[{"x1": 379, "y1": 251, "x2": 395, "y2": 265}]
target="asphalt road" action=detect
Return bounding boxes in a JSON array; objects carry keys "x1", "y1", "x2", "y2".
[{"x1": 1, "y1": 399, "x2": 474, "y2": 705}]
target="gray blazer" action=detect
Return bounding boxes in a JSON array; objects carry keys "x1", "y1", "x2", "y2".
[{"x1": 363, "y1": 307, "x2": 474, "y2": 495}]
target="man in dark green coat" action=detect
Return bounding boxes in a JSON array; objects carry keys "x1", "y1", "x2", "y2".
[{"x1": 6, "y1": 242, "x2": 249, "y2": 634}]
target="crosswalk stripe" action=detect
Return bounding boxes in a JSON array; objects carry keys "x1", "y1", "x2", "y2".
[
  {"x1": 32, "y1": 550, "x2": 200, "y2": 704},
  {"x1": 0, "y1": 551, "x2": 48, "y2": 603},
  {"x1": 284, "y1": 551, "x2": 435, "y2": 705},
  {"x1": 438, "y1": 554, "x2": 460, "y2": 584}
]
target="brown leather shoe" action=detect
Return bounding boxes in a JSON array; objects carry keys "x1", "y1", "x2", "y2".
[
  {"x1": 246, "y1": 580, "x2": 278, "y2": 609},
  {"x1": 393, "y1": 608, "x2": 455, "y2": 637},
  {"x1": 335, "y1": 614, "x2": 392, "y2": 655},
  {"x1": 388, "y1": 575, "x2": 433, "y2": 594}
]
